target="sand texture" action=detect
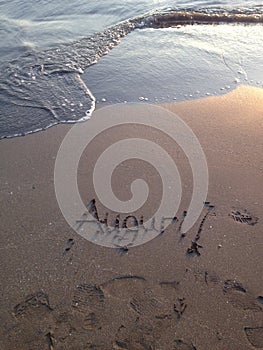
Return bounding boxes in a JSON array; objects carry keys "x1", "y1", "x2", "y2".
[{"x1": 0, "y1": 86, "x2": 263, "y2": 349}]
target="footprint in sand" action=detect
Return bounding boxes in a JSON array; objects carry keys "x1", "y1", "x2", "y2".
[
  {"x1": 114, "y1": 318, "x2": 155, "y2": 350},
  {"x1": 13, "y1": 290, "x2": 52, "y2": 319},
  {"x1": 104, "y1": 275, "x2": 185, "y2": 322},
  {"x1": 72, "y1": 283, "x2": 104, "y2": 314},
  {"x1": 244, "y1": 327, "x2": 263, "y2": 348},
  {"x1": 100, "y1": 275, "x2": 146, "y2": 300},
  {"x1": 129, "y1": 292, "x2": 161, "y2": 317},
  {"x1": 229, "y1": 209, "x2": 258, "y2": 225},
  {"x1": 192, "y1": 269, "x2": 262, "y2": 313},
  {"x1": 223, "y1": 279, "x2": 262, "y2": 312}
]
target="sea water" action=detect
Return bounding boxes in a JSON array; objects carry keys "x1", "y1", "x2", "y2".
[{"x1": 0, "y1": 0, "x2": 262, "y2": 138}]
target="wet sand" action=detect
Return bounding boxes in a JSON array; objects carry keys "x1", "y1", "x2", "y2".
[{"x1": 0, "y1": 85, "x2": 263, "y2": 349}]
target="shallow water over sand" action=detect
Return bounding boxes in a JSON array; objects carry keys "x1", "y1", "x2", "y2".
[{"x1": 0, "y1": 1, "x2": 262, "y2": 138}]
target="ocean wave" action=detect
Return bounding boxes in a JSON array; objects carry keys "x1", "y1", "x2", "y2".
[
  {"x1": 0, "y1": 7, "x2": 262, "y2": 139},
  {"x1": 133, "y1": 8, "x2": 263, "y2": 28}
]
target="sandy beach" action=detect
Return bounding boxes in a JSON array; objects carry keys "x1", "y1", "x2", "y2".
[{"x1": 1, "y1": 85, "x2": 263, "y2": 349}]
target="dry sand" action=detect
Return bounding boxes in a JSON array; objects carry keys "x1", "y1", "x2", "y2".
[{"x1": 0, "y1": 85, "x2": 263, "y2": 350}]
